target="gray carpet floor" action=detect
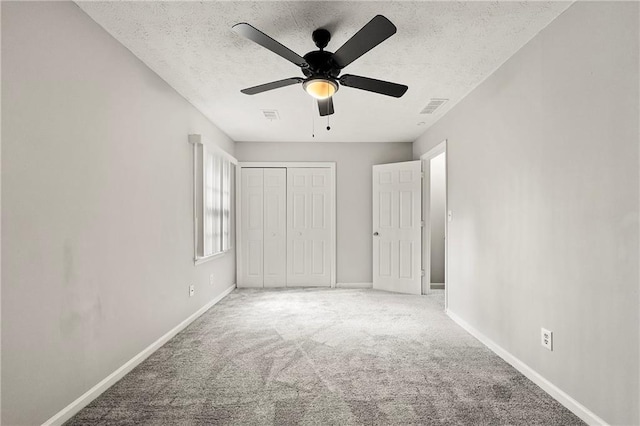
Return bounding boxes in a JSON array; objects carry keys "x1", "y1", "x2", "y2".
[{"x1": 67, "y1": 288, "x2": 584, "y2": 425}]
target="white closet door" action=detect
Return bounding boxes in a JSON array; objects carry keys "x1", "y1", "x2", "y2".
[
  {"x1": 263, "y1": 168, "x2": 287, "y2": 287},
  {"x1": 239, "y1": 168, "x2": 264, "y2": 287},
  {"x1": 287, "y1": 168, "x2": 332, "y2": 287}
]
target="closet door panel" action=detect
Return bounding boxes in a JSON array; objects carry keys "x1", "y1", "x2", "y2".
[
  {"x1": 263, "y1": 168, "x2": 287, "y2": 287},
  {"x1": 239, "y1": 168, "x2": 264, "y2": 287},
  {"x1": 287, "y1": 168, "x2": 331, "y2": 287}
]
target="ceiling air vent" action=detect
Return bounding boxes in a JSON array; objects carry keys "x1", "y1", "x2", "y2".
[
  {"x1": 262, "y1": 109, "x2": 279, "y2": 120},
  {"x1": 420, "y1": 98, "x2": 448, "y2": 114}
]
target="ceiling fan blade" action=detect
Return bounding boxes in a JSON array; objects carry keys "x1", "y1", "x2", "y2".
[
  {"x1": 339, "y1": 74, "x2": 408, "y2": 98},
  {"x1": 241, "y1": 77, "x2": 304, "y2": 95},
  {"x1": 233, "y1": 23, "x2": 308, "y2": 68},
  {"x1": 318, "y1": 97, "x2": 334, "y2": 116},
  {"x1": 332, "y1": 15, "x2": 397, "y2": 69}
]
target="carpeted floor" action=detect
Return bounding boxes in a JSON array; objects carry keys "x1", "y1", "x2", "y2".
[{"x1": 67, "y1": 288, "x2": 584, "y2": 425}]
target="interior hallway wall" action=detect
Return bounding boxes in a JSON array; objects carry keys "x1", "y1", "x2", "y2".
[
  {"x1": 2, "y1": 2, "x2": 236, "y2": 424},
  {"x1": 413, "y1": 2, "x2": 639, "y2": 424},
  {"x1": 429, "y1": 152, "x2": 446, "y2": 284},
  {"x1": 235, "y1": 142, "x2": 413, "y2": 284}
]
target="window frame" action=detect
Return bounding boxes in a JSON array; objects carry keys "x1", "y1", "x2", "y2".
[{"x1": 189, "y1": 134, "x2": 237, "y2": 265}]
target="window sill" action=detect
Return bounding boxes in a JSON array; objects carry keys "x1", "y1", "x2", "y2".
[{"x1": 194, "y1": 249, "x2": 232, "y2": 266}]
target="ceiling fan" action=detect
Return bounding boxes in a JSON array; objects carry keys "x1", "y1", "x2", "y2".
[{"x1": 232, "y1": 15, "x2": 408, "y2": 116}]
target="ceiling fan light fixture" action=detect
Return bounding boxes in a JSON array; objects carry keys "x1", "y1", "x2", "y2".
[
  {"x1": 234, "y1": 16, "x2": 407, "y2": 116},
  {"x1": 303, "y1": 78, "x2": 338, "y2": 100}
]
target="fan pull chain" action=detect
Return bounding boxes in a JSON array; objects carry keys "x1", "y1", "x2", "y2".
[
  {"x1": 311, "y1": 98, "x2": 315, "y2": 138},
  {"x1": 326, "y1": 85, "x2": 331, "y2": 131}
]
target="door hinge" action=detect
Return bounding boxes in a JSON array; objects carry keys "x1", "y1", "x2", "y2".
[
  {"x1": 421, "y1": 171, "x2": 425, "y2": 178},
  {"x1": 421, "y1": 269, "x2": 425, "y2": 277},
  {"x1": 420, "y1": 220, "x2": 425, "y2": 228}
]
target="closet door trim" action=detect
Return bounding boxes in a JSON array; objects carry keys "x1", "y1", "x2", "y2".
[{"x1": 236, "y1": 162, "x2": 336, "y2": 288}]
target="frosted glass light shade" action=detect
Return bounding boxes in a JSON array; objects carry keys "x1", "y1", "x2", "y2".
[{"x1": 303, "y1": 79, "x2": 338, "y2": 100}]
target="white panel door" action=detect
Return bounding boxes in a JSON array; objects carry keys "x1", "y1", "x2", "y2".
[
  {"x1": 372, "y1": 160, "x2": 422, "y2": 294},
  {"x1": 239, "y1": 168, "x2": 264, "y2": 287},
  {"x1": 263, "y1": 168, "x2": 287, "y2": 287},
  {"x1": 287, "y1": 168, "x2": 332, "y2": 287}
]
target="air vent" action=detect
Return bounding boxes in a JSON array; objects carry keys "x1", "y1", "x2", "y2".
[
  {"x1": 262, "y1": 109, "x2": 279, "y2": 120},
  {"x1": 420, "y1": 98, "x2": 448, "y2": 114}
]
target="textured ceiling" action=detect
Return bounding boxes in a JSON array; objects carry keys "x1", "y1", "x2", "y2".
[{"x1": 76, "y1": 1, "x2": 571, "y2": 143}]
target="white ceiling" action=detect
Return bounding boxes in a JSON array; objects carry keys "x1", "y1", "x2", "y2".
[{"x1": 77, "y1": 1, "x2": 571, "y2": 143}]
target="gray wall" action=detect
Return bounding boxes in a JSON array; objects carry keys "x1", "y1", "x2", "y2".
[
  {"x1": 1, "y1": 2, "x2": 236, "y2": 424},
  {"x1": 413, "y1": 2, "x2": 639, "y2": 424},
  {"x1": 235, "y1": 142, "x2": 413, "y2": 284},
  {"x1": 429, "y1": 153, "x2": 446, "y2": 284}
]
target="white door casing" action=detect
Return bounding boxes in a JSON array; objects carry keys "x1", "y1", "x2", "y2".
[
  {"x1": 287, "y1": 168, "x2": 332, "y2": 287},
  {"x1": 239, "y1": 168, "x2": 264, "y2": 287},
  {"x1": 372, "y1": 160, "x2": 422, "y2": 295},
  {"x1": 263, "y1": 168, "x2": 287, "y2": 287},
  {"x1": 420, "y1": 140, "x2": 448, "y2": 305}
]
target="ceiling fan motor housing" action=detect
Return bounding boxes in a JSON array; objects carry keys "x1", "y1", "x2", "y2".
[{"x1": 302, "y1": 50, "x2": 341, "y2": 79}]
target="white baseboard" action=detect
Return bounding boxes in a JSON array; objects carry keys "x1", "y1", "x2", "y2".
[
  {"x1": 446, "y1": 309, "x2": 608, "y2": 426},
  {"x1": 43, "y1": 284, "x2": 237, "y2": 426},
  {"x1": 336, "y1": 282, "x2": 373, "y2": 289}
]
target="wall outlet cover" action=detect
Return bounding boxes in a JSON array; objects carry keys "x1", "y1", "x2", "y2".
[
  {"x1": 189, "y1": 284, "x2": 195, "y2": 297},
  {"x1": 209, "y1": 274, "x2": 214, "y2": 285},
  {"x1": 541, "y1": 328, "x2": 553, "y2": 351}
]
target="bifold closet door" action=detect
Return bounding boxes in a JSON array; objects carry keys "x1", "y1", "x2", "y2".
[
  {"x1": 240, "y1": 168, "x2": 264, "y2": 287},
  {"x1": 263, "y1": 168, "x2": 286, "y2": 287},
  {"x1": 240, "y1": 168, "x2": 286, "y2": 288},
  {"x1": 287, "y1": 168, "x2": 332, "y2": 287}
]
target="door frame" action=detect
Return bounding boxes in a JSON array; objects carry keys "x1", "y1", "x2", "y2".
[
  {"x1": 236, "y1": 162, "x2": 337, "y2": 288},
  {"x1": 420, "y1": 140, "x2": 448, "y2": 308}
]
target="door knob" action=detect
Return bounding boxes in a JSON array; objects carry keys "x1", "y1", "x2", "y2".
[{"x1": 373, "y1": 232, "x2": 379, "y2": 236}]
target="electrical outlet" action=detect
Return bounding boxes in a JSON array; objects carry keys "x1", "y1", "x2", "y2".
[
  {"x1": 189, "y1": 285, "x2": 195, "y2": 297},
  {"x1": 209, "y1": 274, "x2": 214, "y2": 286},
  {"x1": 541, "y1": 328, "x2": 553, "y2": 351}
]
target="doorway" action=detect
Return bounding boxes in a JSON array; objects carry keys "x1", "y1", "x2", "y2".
[
  {"x1": 429, "y1": 152, "x2": 446, "y2": 290},
  {"x1": 420, "y1": 140, "x2": 448, "y2": 306}
]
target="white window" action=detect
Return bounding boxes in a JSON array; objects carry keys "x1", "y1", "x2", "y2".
[
  {"x1": 221, "y1": 158, "x2": 231, "y2": 251},
  {"x1": 190, "y1": 135, "x2": 236, "y2": 263}
]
